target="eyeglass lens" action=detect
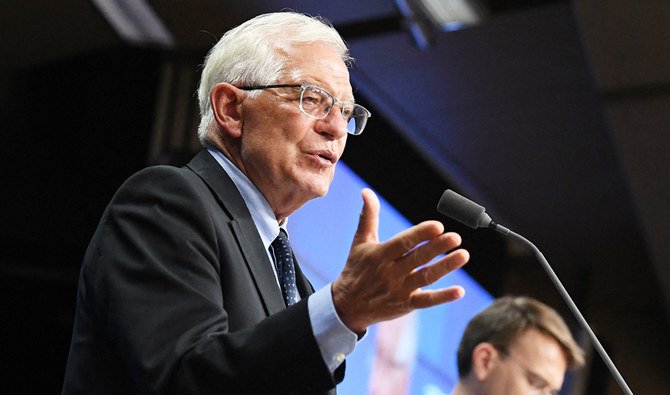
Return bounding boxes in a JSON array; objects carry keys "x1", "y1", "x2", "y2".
[{"x1": 300, "y1": 85, "x2": 368, "y2": 135}]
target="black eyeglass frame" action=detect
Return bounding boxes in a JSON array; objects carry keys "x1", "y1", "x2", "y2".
[{"x1": 236, "y1": 83, "x2": 371, "y2": 135}]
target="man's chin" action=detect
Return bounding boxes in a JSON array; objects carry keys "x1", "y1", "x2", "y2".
[
  {"x1": 304, "y1": 182, "x2": 330, "y2": 199},
  {"x1": 300, "y1": 171, "x2": 335, "y2": 198},
  {"x1": 303, "y1": 181, "x2": 332, "y2": 201}
]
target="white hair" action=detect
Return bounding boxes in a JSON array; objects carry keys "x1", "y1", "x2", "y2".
[{"x1": 196, "y1": 12, "x2": 352, "y2": 145}]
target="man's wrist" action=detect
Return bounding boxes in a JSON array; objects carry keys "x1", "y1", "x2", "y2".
[{"x1": 307, "y1": 284, "x2": 358, "y2": 372}]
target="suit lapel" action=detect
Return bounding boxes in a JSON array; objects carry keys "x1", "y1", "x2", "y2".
[{"x1": 186, "y1": 150, "x2": 286, "y2": 315}]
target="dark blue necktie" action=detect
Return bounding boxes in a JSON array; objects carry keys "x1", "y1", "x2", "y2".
[{"x1": 271, "y1": 229, "x2": 300, "y2": 306}]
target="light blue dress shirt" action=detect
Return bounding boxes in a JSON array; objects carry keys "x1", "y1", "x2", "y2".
[{"x1": 207, "y1": 147, "x2": 357, "y2": 372}]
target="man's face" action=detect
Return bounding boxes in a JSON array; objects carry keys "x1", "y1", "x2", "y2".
[
  {"x1": 480, "y1": 328, "x2": 568, "y2": 395},
  {"x1": 237, "y1": 42, "x2": 351, "y2": 219}
]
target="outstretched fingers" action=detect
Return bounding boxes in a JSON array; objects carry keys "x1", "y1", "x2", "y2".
[
  {"x1": 381, "y1": 220, "x2": 446, "y2": 259},
  {"x1": 409, "y1": 285, "x2": 466, "y2": 309},
  {"x1": 406, "y1": 248, "x2": 470, "y2": 291},
  {"x1": 337, "y1": 189, "x2": 472, "y2": 331},
  {"x1": 400, "y1": 231, "x2": 463, "y2": 272}
]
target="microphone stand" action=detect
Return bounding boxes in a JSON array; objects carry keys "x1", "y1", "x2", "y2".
[{"x1": 490, "y1": 222, "x2": 634, "y2": 395}]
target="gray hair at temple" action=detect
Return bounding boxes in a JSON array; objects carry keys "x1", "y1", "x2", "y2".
[
  {"x1": 196, "y1": 11, "x2": 352, "y2": 145},
  {"x1": 456, "y1": 296, "x2": 585, "y2": 378}
]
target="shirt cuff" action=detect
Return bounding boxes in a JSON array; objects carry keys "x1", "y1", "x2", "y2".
[{"x1": 308, "y1": 283, "x2": 358, "y2": 372}]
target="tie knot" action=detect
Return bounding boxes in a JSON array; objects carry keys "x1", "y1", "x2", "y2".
[
  {"x1": 274, "y1": 228, "x2": 289, "y2": 245},
  {"x1": 272, "y1": 230, "x2": 291, "y2": 259}
]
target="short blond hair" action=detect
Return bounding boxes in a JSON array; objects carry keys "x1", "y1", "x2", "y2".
[{"x1": 457, "y1": 296, "x2": 585, "y2": 377}]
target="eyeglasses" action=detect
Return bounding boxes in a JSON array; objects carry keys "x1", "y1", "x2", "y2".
[
  {"x1": 497, "y1": 347, "x2": 560, "y2": 395},
  {"x1": 237, "y1": 82, "x2": 371, "y2": 135}
]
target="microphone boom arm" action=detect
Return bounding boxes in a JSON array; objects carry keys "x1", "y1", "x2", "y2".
[{"x1": 490, "y1": 222, "x2": 634, "y2": 395}]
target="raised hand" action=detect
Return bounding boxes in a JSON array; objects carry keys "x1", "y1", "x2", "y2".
[{"x1": 332, "y1": 188, "x2": 470, "y2": 334}]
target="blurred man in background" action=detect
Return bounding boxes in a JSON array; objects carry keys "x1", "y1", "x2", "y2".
[{"x1": 452, "y1": 296, "x2": 584, "y2": 395}]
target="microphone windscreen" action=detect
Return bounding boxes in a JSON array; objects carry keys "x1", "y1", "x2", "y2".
[{"x1": 437, "y1": 190, "x2": 491, "y2": 229}]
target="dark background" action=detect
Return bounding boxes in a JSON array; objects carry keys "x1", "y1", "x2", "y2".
[{"x1": 1, "y1": 1, "x2": 668, "y2": 394}]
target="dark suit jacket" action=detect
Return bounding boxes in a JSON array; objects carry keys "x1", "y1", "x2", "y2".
[{"x1": 62, "y1": 150, "x2": 343, "y2": 394}]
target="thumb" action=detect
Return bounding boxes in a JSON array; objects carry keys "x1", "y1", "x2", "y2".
[{"x1": 353, "y1": 188, "x2": 380, "y2": 245}]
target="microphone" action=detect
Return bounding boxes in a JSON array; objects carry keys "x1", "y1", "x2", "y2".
[
  {"x1": 437, "y1": 189, "x2": 634, "y2": 395},
  {"x1": 436, "y1": 190, "x2": 492, "y2": 230}
]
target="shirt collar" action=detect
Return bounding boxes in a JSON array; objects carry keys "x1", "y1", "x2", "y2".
[{"x1": 206, "y1": 147, "x2": 286, "y2": 250}]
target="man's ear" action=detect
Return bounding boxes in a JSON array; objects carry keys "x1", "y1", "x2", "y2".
[
  {"x1": 471, "y1": 342, "x2": 497, "y2": 381},
  {"x1": 210, "y1": 83, "x2": 244, "y2": 138}
]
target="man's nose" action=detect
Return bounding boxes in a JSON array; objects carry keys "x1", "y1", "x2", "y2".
[{"x1": 315, "y1": 106, "x2": 349, "y2": 139}]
